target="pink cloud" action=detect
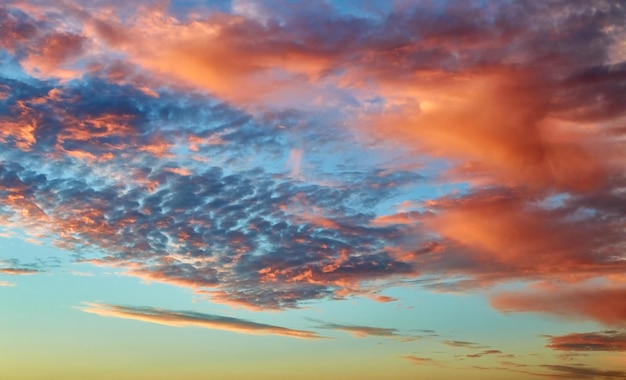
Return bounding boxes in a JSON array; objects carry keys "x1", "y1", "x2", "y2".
[
  {"x1": 21, "y1": 32, "x2": 86, "y2": 79},
  {"x1": 491, "y1": 285, "x2": 626, "y2": 327}
]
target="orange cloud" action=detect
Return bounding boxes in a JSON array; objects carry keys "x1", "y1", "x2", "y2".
[
  {"x1": 362, "y1": 71, "x2": 608, "y2": 194},
  {"x1": 0, "y1": 268, "x2": 41, "y2": 275},
  {"x1": 81, "y1": 7, "x2": 343, "y2": 107},
  {"x1": 491, "y1": 286, "x2": 626, "y2": 327}
]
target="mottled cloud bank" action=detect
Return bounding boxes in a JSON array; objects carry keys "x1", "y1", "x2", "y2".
[
  {"x1": 80, "y1": 302, "x2": 321, "y2": 339},
  {"x1": 0, "y1": 0, "x2": 624, "y2": 322}
]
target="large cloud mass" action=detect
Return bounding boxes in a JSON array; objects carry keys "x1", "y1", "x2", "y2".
[{"x1": 0, "y1": 1, "x2": 624, "y2": 321}]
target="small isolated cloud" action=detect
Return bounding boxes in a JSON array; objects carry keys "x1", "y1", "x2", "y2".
[
  {"x1": 466, "y1": 349, "x2": 502, "y2": 358},
  {"x1": 442, "y1": 340, "x2": 486, "y2": 349},
  {"x1": 0, "y1": 280, "x2": 16, "y2": 286},
  {"x1": 401, "y1": 355, "x2": 439, "y2": 366},
  {"x1": 545, "y1": 331, "x2": 626, "y2": 352},
  {"x1": 80, "y1": 302, "x2": 322, "y2": 339},
  {"x1": 315, "y1": 321, "x2": 400, "y2": 338}
]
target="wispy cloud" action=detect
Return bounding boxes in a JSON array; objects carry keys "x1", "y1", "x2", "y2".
[
  {"x1": 0, "y1": 267, "x2": 40, "y2": 275},
  {"x1": 491, "y1": 285, "x2": 626, "y2": 327},
  {"x1": 540, "y1": 364, "x2": 626, "y2": 379},
  {"x1": 545, "y1": 331, "x2": 626, "y2": 352},
  {"x1": 401, "y1": 355, "x2": 443, "y2": 366},
  {"x1": 442, "y1": 340, "x2": 486, "y2": 349},
  {"x1": 79, "y1": 303, "x2": 322, "y2": 339},
  {"x1": 314, "y1": 321, "x2": 401, "y2": 338},
  {"x1": 0, "y1": 258, "x2": 47, "y2": 275},
  {"x1": 466, "y1": 349, "x2": 502, "y2": 358}
]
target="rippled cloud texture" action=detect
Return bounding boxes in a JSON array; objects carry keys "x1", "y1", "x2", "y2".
[{"x1": 0, "y1": 0, "x2": 624, "y2": 378}]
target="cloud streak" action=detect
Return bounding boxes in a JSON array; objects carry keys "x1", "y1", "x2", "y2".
[
  {"x1": 0, "y1": 267, "x2": 40, "y2": 275},
  {"x1": 314, "y1": 321, "x2": 401, "y2": 338},
  {"x1": 545, "y1": 331, "x2": 626, "y2": 352},
  {"x1": 80, "y1": 302, "x2": 321, "y2": 339}
]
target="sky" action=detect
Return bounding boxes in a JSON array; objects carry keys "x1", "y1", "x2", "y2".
[{"x1": 0, "y1": 0, "x2": 625, "y2": 379}]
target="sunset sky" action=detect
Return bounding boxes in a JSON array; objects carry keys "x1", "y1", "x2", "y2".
[{"x1": 0, "y1": 0, "x2": 625, "y2": 379}]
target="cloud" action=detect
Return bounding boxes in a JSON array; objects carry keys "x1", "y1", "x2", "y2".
[
  {"x1": 0, "y1": 267, "x2": 40, "y2": 275},
  {"x1": 0, "y1": 6, "x2": 38, "y2": 52},
  {"x1": 466, "y1": 350, "x2": 502, "y2": 359},
  {"x1": 79, "y1": 302, "x2": 321, "y2": 339},
  {"x1": 385, "y1": 186, "x2": 626, "y2": 296},
  {"x1": 0, "y1": 0, "x2": 623, "y2": 320},
  {"x1": 0, "y1": 4, "x2": 623, "y2": 377},
  {"x1": 21, "y1": 32, "x2": 86, "y2": 79},
  {"x1": 314, "y1": 321, "x2": 400, "y2": 338},
  {"x1": 540, "y1": 364, "x2": 626, "y2": 379},
  {"x1": 545, "y1": 331, "x2": 626, "y2": 352},
  {"x1": 491, "y1": 285, "x2": 626, "y2": 327},
  {"x1": 0, "y1": 71, "x2": 420, "y2": 309},
  {"x1": 401, "y1": 355, "x2": 440, "y2": 366},
  {"x1": 442, "y1": 340, "x2": 486, "y2": 349},
  {"x1": 0, "y1": 280, "x2": 16, "y2": 286},
  {"x1": 0, "y1": 258, "x2": 48, "y2": 275}
]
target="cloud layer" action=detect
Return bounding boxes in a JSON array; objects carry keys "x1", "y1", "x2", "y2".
[
  {"x1": 1, "y1": 1, "x2": 625, "y2": 377},
  {"x1": 0, "y1": 0, "x2": 624, "y2": 324}
]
